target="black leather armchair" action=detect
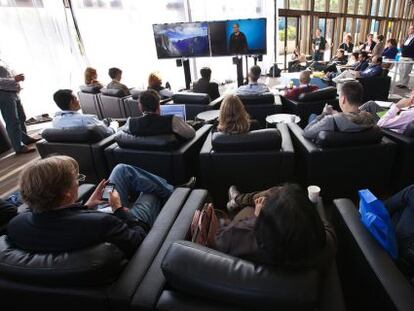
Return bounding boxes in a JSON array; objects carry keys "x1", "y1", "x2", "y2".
[
  {"x1": 36, "y1": 127, "x2": 116, "y2": 183},
  {"x1": 199, "y1": 123, "x2": 295, "y2": 206},
  {"x1": 358, "y1": 75, "x2": 391, "y2": 102},
  {"x1": 172, "y1": 92, "x2": 222, "y2": 120},
  {"x1": 123, "y1": 90, "x2": 143, "y2": 118},
  {"x1": 0, "y1": 187, "x2": 194, "y2": 310},
  {"x1": 288, "y1": 123, "x2": 397, "y2": 199},
  {"x1": 78, "y1": 85, "x2": 103, "y2": 119},
  {"x1": 333, "y1": 198, "x2": 414, "y2": 311},
  {"x1": 237, "y1": 93, "x2": 281, "y2": 127},
  {"x1": 382, "y1": 126, "x2": 414, "y2": 191},
  {"x1": 281, "y1": 87, "x2": 339, "y2": 128},
  {"x1": 105, "y1": 125, "x2": 213, "y2": 185},
  {"x1": 99, "y1": 88, "x2": 131, "y2": 119}
]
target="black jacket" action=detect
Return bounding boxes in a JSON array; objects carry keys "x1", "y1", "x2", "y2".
[
  {"x1": 402, "y1": 36, "x2": 414, "y2": 59},
  {"x1": 7, "y1": 204, "x2": 148, "y2": 258},
  {"x1": 193, "y1": 78, "x2": 220, "y2": 100},
  {"x1": 0, "y1": 198, "x2": 17, "y2": 229}
]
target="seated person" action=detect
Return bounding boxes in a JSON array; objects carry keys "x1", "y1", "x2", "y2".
[
  {"x1": 339, "y1": 33, "x2": 354, "y2": 55},
  {"x1": 236, "y1": 65, "x2": 270, "y2": 95},
  {"x1": 7, "y1": 155, "x2": 175, "y2": 258},
  {"x1": 52, "y1": 89, "x2": 115, "y2": 137},
  {"x1": 347, "y1": 52, "x2": 360, "y2": 68},
  {"x1": 124, "y1": 89, "x2": 195, "y2": 140},
  {"x1": 303, "y1": 81, "x2": 376, "y2": 140},
  {"x1": 333, "y1": 55, "x2": 382, "y2": 83},
  {"x1": 382, "y1": 38, "x2": 399, "y2": 60},
  {"x1": 214, "y1": 183, "x2": 336, "y2": 269},
  {"x1": 192, "y1": 67, "x2": 220, "y2": 100},
  {"x1": 361, "y1": 91, "x2": 414, "y2": 133},
  {"x1": 290, "y1": 53, "x2": 308, "y2": 72},
  {"x1": 360, "y1": 33, "x2": 377, "y2": 54},
  {"x1": 383, "y1": 184, "x2": 414, "y2": 278},
  {"x1": 107, "y1": 67, "x2": 130, "y2": 96},
  {"x1": 282, "y1": 71, "x2": 319, "y2": 101},
  {"x1": 354, "y1": 51, "x2": 370, "y2": 71},
  {"x1": 84, "y1": 67, "x2": 103, "y2": 89},
  {"x1": 323, "y1": 49, "x2": 348, "y2": 73},
  {"x1": 148, "y1": 72, "x2": 173, "y2": 99},
  {"x1": 372, "y1": 34, "x2": 385, "y2": 58},
  {"x1": 216, "y1": 94, "x2": 259, "y2": 134}
]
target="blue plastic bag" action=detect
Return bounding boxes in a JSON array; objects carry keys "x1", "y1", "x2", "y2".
[{"x1": 359, "y1": 189, "x2": 398, "y2": 259}]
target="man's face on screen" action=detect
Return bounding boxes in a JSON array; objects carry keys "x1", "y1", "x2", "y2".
[{"x1": 233, "y1": 24, "x2": 239, "y2": 34}]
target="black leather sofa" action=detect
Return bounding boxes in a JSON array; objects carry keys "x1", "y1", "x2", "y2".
[
  {"x1": 127, "y1": 190, "x2": 346, "y2": 311},
  {"x1": 123, "y1": 89, "x2": 143, "y2": 118},
  {"x1": 78, "y1": 85, "x2": 104, "y2": 119},
  {"x1": 0, "y1": 187, "x2": 197, "y2": 311},
  {"x1": 172, "y1": 92, "x2": 223, "y2": 120},
  {"x1": 105, "y1": 124, "x2": 212, "y2": 185},
  {"x1": 199, "y1": 123, "x2": 295, "y2": 206},
  {"x1": 333, "y1": 198, "x2": 414, "y2": 311},
  {"x1": 288, "y1": 123, "x2": 397, "y2": 199},
  {"x1": 382, "y1": 124, "x2": 414, "y2": 191},
  {"x1": 99, "y1": 88, "x2": 131, "y2": 119},
  {"x1": 358, "y1": 74, "x2": 391, "y2": 102},
  {"x1": 36, "y1": 126, "x2": 115, "y2": 183},
  {"x1": 281, "y1": 87, "x2": 339, "y2": 128}
]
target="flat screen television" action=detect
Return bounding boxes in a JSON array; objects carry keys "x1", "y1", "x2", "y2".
[
  {"x1": 153, "y1": 22, "x2": 210, "y2": 59},
  {"x1": 209, "y1": 18, "x2": 267, "y2": 56}
]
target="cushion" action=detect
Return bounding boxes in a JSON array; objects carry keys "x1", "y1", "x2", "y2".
[
  {"x1": 162, "y1": 241, "x2": 320, "y2": 310},
  {"x1": 79, "y1": 85, "x2": 101, "y2": 94},
  {"x1": 403, "y1": 121, "x2": 414, "y2": 137},
  {"x1": 101, "y1": 88, "x2": 124, "y2": 97},
  {"x1": 315, "y1": 127, "x2": 383, "y2": 148},
  {"x1": 0, "y1": 236, "x2": 127, "y2": 286},
  {"x1": 172, "y1": 93, "x2": 210, "y2": 105},
  {"x1": 130, "y1": 89, "x2": 144, "y2": 100},
  {"x1": 116, "y1": 131, "x2": 180, "y2": 151},
  {"x1": 298, "y1": 86, "x2": 337, "y2": 102},
  {"x1": 238, "y1": 92, "x2": 275, "y2": 105},
  {"x1": 211, "y1": 129, "x2": 281, "y2": 152},
  {"x1": 41, "y1": 126, "x2": 109, "y2": 144}
]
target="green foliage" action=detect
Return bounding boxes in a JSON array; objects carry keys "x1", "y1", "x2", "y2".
[{"x1": 279, "y1": 26, "x2": 297, "y2": 41}]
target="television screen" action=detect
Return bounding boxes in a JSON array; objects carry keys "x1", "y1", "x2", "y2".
[
  {"x1": 153, "y1": 22, "x2": 210, "y2": 59},
  {"x1": 209, "y1": 18, "x2": 267, "y2": 56}
]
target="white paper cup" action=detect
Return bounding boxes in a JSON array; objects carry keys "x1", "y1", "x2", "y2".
[
  {"x1": 290, "y1": 115, "x2": 296, "y2": 123},
  {"x1": 307, "y1": 185, "x2": 321, "y2": 203}
]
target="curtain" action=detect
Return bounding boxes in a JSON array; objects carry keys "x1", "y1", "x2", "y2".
[{"x1": 0, "y1": 0, "x2": 85, "y2": 118}]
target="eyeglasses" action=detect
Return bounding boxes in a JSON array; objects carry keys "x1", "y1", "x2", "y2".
[{"x1": 76, "y1": 174, "x2": 86, "y2": 182}]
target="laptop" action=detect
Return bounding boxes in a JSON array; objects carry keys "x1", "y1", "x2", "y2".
[{"x1": 160, "y1": 104, "x2": 186, "y2": 121}]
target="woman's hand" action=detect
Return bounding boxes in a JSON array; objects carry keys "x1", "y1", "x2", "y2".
[{"x1": 85, "y1": 179, "x2": 107, "y2": 209}]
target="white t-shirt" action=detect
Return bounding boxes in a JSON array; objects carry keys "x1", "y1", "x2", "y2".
[{"x1": 404, "y1": 35, "x2": 414, "y2": 46}]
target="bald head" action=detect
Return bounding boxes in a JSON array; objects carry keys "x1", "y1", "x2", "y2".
[{"x1": 299, "y1": 71, "x2": 311, "y2": 85}]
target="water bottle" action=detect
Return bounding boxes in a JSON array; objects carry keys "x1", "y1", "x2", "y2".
[{"x1": 396, "y1": 48, "x2": 401, "y2": 61}]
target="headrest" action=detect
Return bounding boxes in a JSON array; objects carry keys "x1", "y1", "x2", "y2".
[
  {"x1": 41, "y1": 126, "x2": 109, "y2": 143},
  {"x1": 79, "y1": 84, "x2": 101, "y2": 94},
  {"x1": 403, "y1": 121, "x2": 414, "y2": 137},
  {"x1": 238, "y1": 92, "x2": 275, "y2": 105},
  {"x1": 101, "y1": 88, "x2": 124, "y2": 97},
  {"x1": 212, "y1": 129, "x2": 281, "y2": 152},
  {"x1": 315, "y1": 126, "x2": 382, "y2": 148},
  {"x1": 0, "y1": 236, "x2": 127, "y2": 286},
  {"x1": 298, "y1": 87, "x2": 337, "y2": 102},
  {"x1": 162, "y1": 241, "x2": 320, "y2": 311},
  {"x1": 172, "y1": 92, "x2": 211, "y2": 105},
  {"x1": 130, "y1": 89, "x2": 143, "y2": 100},
  {"x1": 116, "y1": 131, "x2": 180, "y2": 151}
]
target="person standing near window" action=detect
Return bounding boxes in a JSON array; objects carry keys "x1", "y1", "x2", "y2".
[
  {"x1": 312, "y1": 28, "x2": 327, "y2": 62},
  {"x1": 397, "y1": 25, "x2": 414, "y2": 89}
]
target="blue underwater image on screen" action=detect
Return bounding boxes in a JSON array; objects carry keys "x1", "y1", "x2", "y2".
[{"x1": 153, "y1": 22, "x2": 210, "y2": 59}]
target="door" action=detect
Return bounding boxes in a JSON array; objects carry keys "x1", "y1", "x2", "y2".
[{"x1": 278, "y1": 16, "x2": 300, "y2": 70}]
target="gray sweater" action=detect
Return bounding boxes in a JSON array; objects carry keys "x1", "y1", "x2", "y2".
[{"x1": 303, "y1": 111, "x2": 376, "y2": 140}]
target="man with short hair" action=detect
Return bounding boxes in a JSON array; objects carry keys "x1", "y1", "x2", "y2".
[
  {"x1": 303, "y1": 81, "x2": 376, "y2": 140},
  {"x1": 282, "y1": 70, "x2": 319, "y2": 101},
  {"x1": 229, "y1": 23, "x2": 248, "y2": 54},
  {"x1": 193, "y1": 67, "x2": 220, "y2": 100},
  {"x1": 52, "y1": 89, "x2": 115, "y2": 137},
  {"x1": 312, "y1": 28, "x2": 327, "y2": 61},
  {"x1": 236, "y1": 65, "x2": 269, "y2": 95},
  {"x1": 397, "y1": 25, "x2": 414, "y2": 89},
  {"x1": 352, "y1": 55, "x2": 383, "y2": 78},
  {"x1": 125, "y1": 89, "x2": 195, "y2": 140},
  {"x1": 107, "y1": 67, "x2": 130, "y2": 96}
]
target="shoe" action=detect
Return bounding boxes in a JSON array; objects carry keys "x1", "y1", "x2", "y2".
[
  {"x1": 177, "y1": 176, "x2": 196, "y2": 189},
  {"x1": 25, "y1": 135, "x2": 42, "y2": 144},
  {"x1": 15, "y1": 145, "x2": 36, "y2": 155},
  {"x1": 226, "y1": 185, "x2": 240, "y2": 212}
]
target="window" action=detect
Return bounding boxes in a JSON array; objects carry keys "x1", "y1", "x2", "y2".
[
  {"x1": 394, "y1": 0, "x2": 401, "y2": 17},
  {"x1": 378, "y1": 0, "x2": 385, "y2": 16},
  {"x1": 357, "y1": 0, "x2": 366, "y2": 15},
  {"x1": 289, "y1": 0, "x2": 303, "y2": 10},
  {"x1": 330, "y1": 0, "x2": 339, "y2": 13},
  {"x1": 370, "y1": 0, "x2": 378, "y2": 16},
  {"x1": 277, "y1": 0, "x2": 285, "y2": 9},
  {"x1": 347, "y1": 0, "x2": 356, "y2": 14},
  {"x1": 314, "y1": 0, "x2": 325, "y2": 12}
]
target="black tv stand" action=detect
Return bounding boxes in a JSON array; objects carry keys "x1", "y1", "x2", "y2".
[
  {"x1": 233, "y1": 56, "x2": 244, "y2": 87},
  {"x1": 176, "y1": 58, "x2": 192, "y2": 90}
]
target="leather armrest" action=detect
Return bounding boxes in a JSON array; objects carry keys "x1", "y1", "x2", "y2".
[
  {"x1": 382, "y1": 129, "x2": 414, "y2": 145},
  {"x1": 277, "y1": 123, "x2": 294, "y2": 153},
  {"x1": 176, "y1": 124, "x2": 212, "y2": 155},
  {"x1": 209, "y1": 95, "x2": 224, "y2": 109},
  {"x1": 91, "y1": 133, "x2": 117, "y2": 148},
  {"x1": 287, "y1": 123, "x2": 319, "y2": 153},
  {"x1": 334, "y1": 198, "x2": 414, "y2": 311},
  {"x1": 199, "y1": 132, "x2": 213, "y2": 156},
  {"x1": 160, "y1": 98, "x2": 173, "y2": 105}
]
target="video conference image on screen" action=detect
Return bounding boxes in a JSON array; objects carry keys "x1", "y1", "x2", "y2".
[
  {"x1": 153, "y1": 22, "x2": 210, "y2": 59},
  {"x1": 153, "y1": 18, "x2": 267, "y2": 59}
]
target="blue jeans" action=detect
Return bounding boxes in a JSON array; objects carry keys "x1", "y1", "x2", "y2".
[
  {"x1": 108, "y1": 164, "x2": 173, "y2": 226},
  {"x1": 313, "y1": 51, "x2": 324, "y2": 61},
  {"x1": 308, "y1": 113, "x2": 318, "y2": 124},
  {"x1": 0, "y1": 91, "x2": 31, "y2": 152},
  {"x1": 385, "y1": 185, "x2": 414, "y2": 245}
]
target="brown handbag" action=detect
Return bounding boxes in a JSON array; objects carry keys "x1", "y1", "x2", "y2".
[{"x1": 190, "y1": 203, "x2": 221, "y2": 248}]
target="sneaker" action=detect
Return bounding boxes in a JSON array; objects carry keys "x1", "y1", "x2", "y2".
[
  {"x1": 177, "y1": 177, "x2": 196, "y2": 189},
  {"x1": 226, "y1": 185, "x2": 240, "y2": 212},
  {"x1": 15, "y1": 145, "x2": 36, "y2": 155}
]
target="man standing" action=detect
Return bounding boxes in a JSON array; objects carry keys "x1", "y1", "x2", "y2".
[
  {"x1": 0, "y1": 59, "x2": 39, "y2": 154},
  {"x1": 312, "y1": 28, "x2": 327, "y2": 62},
  {"x1": 397, "y1": 25, "x2": 414, "y2": 89},
  {"x1": 229, "y1": 23, "x2": 248, "y2": 54}
]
